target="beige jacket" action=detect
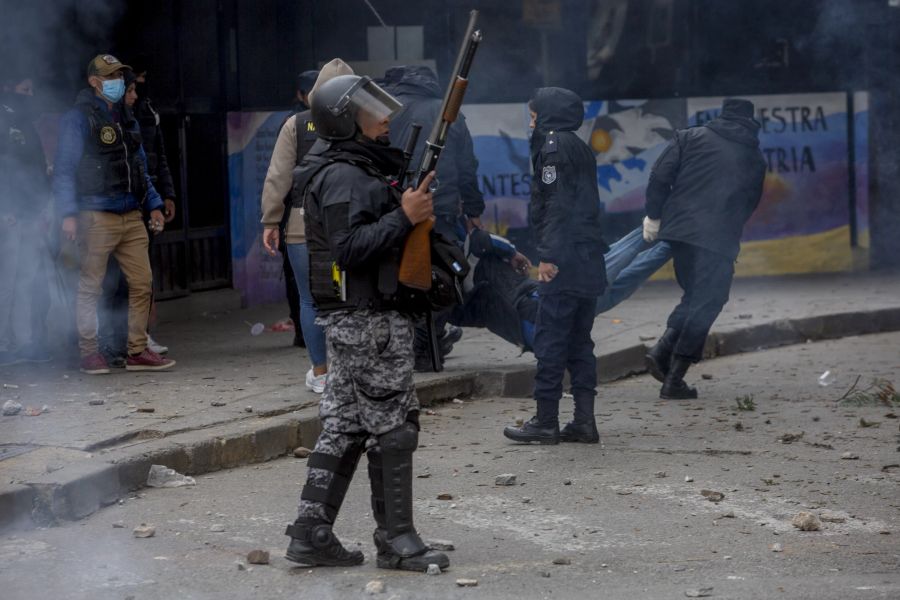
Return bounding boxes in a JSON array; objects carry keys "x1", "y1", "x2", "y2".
[{"x1": 260, "y1": 114, "x2": 305, "y2": 243}]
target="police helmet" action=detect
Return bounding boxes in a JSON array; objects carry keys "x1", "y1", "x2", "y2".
[{"x1": 310, "y1": 74, "x2": 403, "y2": 141}]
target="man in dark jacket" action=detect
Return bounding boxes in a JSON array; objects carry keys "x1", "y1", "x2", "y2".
[
  {"x1": 283, "y1": 74, "x2": 449, "y2": 572},
  {"x1": 382, "y1": 65, "x2": 484, "y2": 370},
  {"x1": 53, "y1": 54, "x2": 174, "y2": 374},
  {"x1": 0, "y1": 70, "x2": 52, "y2": 366},
  {"x1": 503, "y1": 87, "x2": 608, "y2": 445},
  {"x1": 643, "y1": 98, "x2": 766, "y2": 399}
]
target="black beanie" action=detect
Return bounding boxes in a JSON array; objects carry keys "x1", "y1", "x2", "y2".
[{"x1": 721, "y1": 98, "x2": 755, "y2": 119}]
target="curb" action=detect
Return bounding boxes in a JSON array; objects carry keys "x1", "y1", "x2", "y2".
[{"x1": 3, "y1": 306, "x2": 899, "y2": 532}]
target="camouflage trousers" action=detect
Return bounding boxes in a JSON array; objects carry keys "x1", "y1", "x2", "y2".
[{"x1": 297, "y1": 309, "x2": 418, "y2": 521}]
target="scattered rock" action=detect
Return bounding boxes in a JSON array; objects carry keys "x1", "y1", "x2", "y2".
[
  {"x1": 881, "y1": 464, "x2": 900, "y2": 473},
  {"x1": 770, "y1": 542, "x2": 783, "y2": 552},
  {"x1": 2, "y1": 400, "x2": 23, "y2": 416},
  {"x1": 416, "y1": 472, "x2": 431, "y2": 478},
  {"x1": 244, "y1": 406, "x2": 253, "y2": 413},
  {"x1": 684, "y1": 476, "x2": 694, "y2": 483},
  {"x1": 426, "y1": 564, "x2": 441, "y2": 575},
  {"x1": 791, "y1": 512, "x2": 821, "y2": 531},
  {"x1": 146, "y1": 465, "x2": 196, "y2": 488},
  {"x1": 136, "y1": 407, "x2": 155, "y2": 413},
  {"x1": 112, "y1": 522, "x2": 125, "y2": 528},
  {"x1": 88, "y1": 399, "x2": 106, "y2": 406},
  {"x1": 428, "y1": 539, "x2": 455, "y2": 551},
  {"x1": 552, "y1": 557, "x2": 572, "y2": 565},
  {"x1": 365, "y1": 580, "x2": 385, "y2": 594},
  {"x1": 654, "y1": 471, "x2": 668, "y2": 478},
  {"x1": 778, "y1": 432, "x2": 804, "y2": 444},
  {"x1": 563, "y1": 479, "x2": 572, "y2": 486},
  {"x1": 700, "y1": 490, "x2": 725, "y2": 503},
  {"x1": 210, "y1": 524, "x2": 226, "y2": 532},
  {"x1": 495, "y1": 474, "x2": 517, "y2": 486},
  {"x1": 701, "y1": 374, "x2": 713, "y2": 380},
  {"x1": 236, "y1": 562, "x2": 247, "y2": 571},
  {"x1": 522, "y1": 497, "x2": 532, "y2": 504},
  {"x1": 293, "y1": 447, "x2": 312, "y2": 459},
  {"x1": 685, "y1": 587, "x2": 714, "y2": 597},
  {"x1": 456, "y1": 579, "x2": 478, "y2": 587},
  {"x1": 133, "y1": 524, "x2": 156, "y2": 538},
  {"x1": 437, "y1": 493, "x2": 453, "y2": 501},
  {"x1": 247, "y1": 550, "x2": 270, "y2": 564},
  {"x1": 451, "y1": 398, "x2": 465, "y2": 405},
  {"x1": 639, "y1": 335, "x2": 656, "y2": 342},
  {"x1": 23, "y1": 406, "x2": 45, "y2": 416},
  {"x1": 673, "y1": 565, "x2": 687, "y2": 572},
  {"x1": 540, "y1": 571, "x2": 551, "y2": 577},
  {"x1": 733, "y1": 422, "x2": 744, "y2": 432},
  {"x1": 211, "y1": 401, "x2": 226, "y2": 407},
  {"x1": 738, "y1": 313, "x2": 753, "y2": 319},
  {"x1": 841, "y1": 452, "x2": 860, "y2": 460},
  {"x1": 858, "y1": 417, "x2": 880, "y2": 428},
  {"x1": 716, "y1": 511, "x2": 736, "y2": 519}
]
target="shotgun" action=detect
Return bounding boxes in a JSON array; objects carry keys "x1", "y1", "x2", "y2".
[{"x1": 398, "y1": 9, "x2": 483, "y2": 291}]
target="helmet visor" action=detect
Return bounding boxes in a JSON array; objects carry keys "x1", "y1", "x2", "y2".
[{"x1": 341, "y1": 77, "x2": 403, "y2": 122}]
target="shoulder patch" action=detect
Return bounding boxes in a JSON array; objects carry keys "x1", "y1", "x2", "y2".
[
  {"x1": 541, "y1": 165, "x2": 557, "y2": 185},
  {"x1": 99, "y1": 125, "x2": 118, "y2": 145},
  {"x1": 542, "y1": 130, "x2": 559, "y2": 154}
]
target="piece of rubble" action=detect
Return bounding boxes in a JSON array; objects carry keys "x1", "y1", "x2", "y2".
[
  {"x1": 495, "y1": 474, "x2": 517, "y2": 486},
  {"x1": 146, "y1": 465, "x2": 196, "y2": 488},
  {"x1": 701, "y1": 374, "x2": 713, "y2": 380},
  {"x1": 88, "y1": 399, "x2": 105, "y2": 406},
  {"x1": 552, "y1": 557, "x2": 571, "y2": 565},
  {"x1": 700, "y1": 490, "x2": 725, "y2": 503},
  {"x1": 23, "y1": 406, "x2": 45, "y2": 416},
  {"x1": 426, "y1": 563, "x2": 441, "y2": 575},
  {"x1": 841, "y1": 452, "x2": 859, "y2": 460},
  {"x1": 210, "y1": 524, "x2": 226, "y2": 532},
  {"x1": 684, "y1": 476, "x2": 694, "y2": 482},
  {"x1": 2, "y1": 399, "x2": 22, "y2": 416},
  {"x1": 244, "y1": 406, "x2": 253, "y2": 413},
  {"x1": 436, "y1": 493, "x2": 453, "y2": 501},
  {"x1": 293, "y1": 447, "x2": 312, "y2": 458},
  {"x1": 716, "y1": 511, "x2": 736, "y2": 519},
  {"x1": 427, "y1": 539, "x2": 455, "y2": 551},
  {"x1": 247, "y1": 549, "x2": 269, "y2": 564},
  {"x1": 136, "y1": 407, "x2": 155, "y2": 413},
  {"x1": 236, "y1": 562, "x2": 247, "y2": 571},
  {"x1": 365, "y1": 580, "x2": 385, "y2": 594},
  {"x1": 770, "y1": 542, "x2": 783, "y2": 552},
  {"x1": 133, "y1": 524, "x2": 156, "y2": 538},
  {"x1": 654, "y1": 471, "x2": 668, "y2": 478},
  {"x1": 778, "y1": 432, "x2": 804, "y2": 444},
  {"x1": 211, "y1": 401, "x2": 226, "y2": 407},
  {"x1": 456, "y1": 579, "x2": 478, "y2": 587},
  {"x1": 563, "y1": 479, "x2": 572, "y2": 486},
  {"x1": 791, "y1": 512, "x2": 821, "y2": 531},
  {"x1": 685, "y1": 587, "x2": 714, "y2": 597},
  {"x1": 112, "y1": 522, "x2": 125, "y2": 528}
]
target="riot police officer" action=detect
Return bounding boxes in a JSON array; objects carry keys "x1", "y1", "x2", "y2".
[
  {"x1": 283, "y1": 74, "x2": 449, "y2": 572},
  {"x1": 503, "y1": 87, "x2": 608, "y2": 445}
]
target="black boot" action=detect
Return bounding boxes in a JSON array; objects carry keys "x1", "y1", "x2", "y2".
[
  {"x1": 503, "y1": 416, "x2": 560, "y2": 444},
  {"x1": 645, "y1": 328, "x2": 679, "y2": 383},
  {"x1": 560, "y1": 420, "x2": 600, "y2": 443},
  {"x1": 285, "y1": 519, "x2": 364, "y2": 566},
  {"x1": 370, "y1": 425, "x2": 449, "y2": 572},
  {"x1": 439, "y1": 324, "x2": 462, "y2": 357},
  {"x1": 286, "y1": 447, "x2": 364, "y2": 566},
  {"x1": 660, "y1": 356, "x2": 698, "y2": 400}
]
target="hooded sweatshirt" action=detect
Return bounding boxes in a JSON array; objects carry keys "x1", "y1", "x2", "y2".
[
  {"x1": 645, "y1": 104, "x2": 767, "y2": 261},
  {"x1": 528, "y1": 87, "x2": 607, "y2": 297},
  {"x1": 384, "y1": 65, "x2": 484, "y2": 222},
  {"x1": 260, "y1": 58, "x2": 354, "y2": 244}
]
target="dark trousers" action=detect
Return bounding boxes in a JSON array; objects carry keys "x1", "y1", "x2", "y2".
[
  {"x1": 666, "y1": 241, "x2": 734, "y2": 362},
  {"x1": 533, "y1": 293, "x2": 597, "y2": 426}
]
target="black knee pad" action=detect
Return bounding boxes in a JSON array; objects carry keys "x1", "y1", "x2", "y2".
[{"x1": 378, "y1": 421, "x2": 419, "y2": 453}]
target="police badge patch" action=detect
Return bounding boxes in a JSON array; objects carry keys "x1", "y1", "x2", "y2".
[
  {"x1": 541, "y1": 165, "x2": 557, "y2": 185},
  {"x1": 100, "y1": 125, "x2": 117, "y2": 145}
]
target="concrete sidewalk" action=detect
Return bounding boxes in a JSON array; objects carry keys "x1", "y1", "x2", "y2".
[{"x1": 2, "y1": 272, "x2": 899, "y2": 531}]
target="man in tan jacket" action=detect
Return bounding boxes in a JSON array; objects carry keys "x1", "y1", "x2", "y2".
[{"x1": 261, "y1": 59, "x2": 354, "y2": 393}]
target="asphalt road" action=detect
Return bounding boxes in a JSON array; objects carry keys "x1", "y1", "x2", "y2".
[{"x1": 2, "y1": 332, "x2": 899, "y2": 600}]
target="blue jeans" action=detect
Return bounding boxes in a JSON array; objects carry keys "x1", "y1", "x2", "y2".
[
  {"x1": 286, "y1": 243, "x2": 327, "y2": 367},
  {"x1": 595, "y1": 227, "x2": 673, "y2": 315}
]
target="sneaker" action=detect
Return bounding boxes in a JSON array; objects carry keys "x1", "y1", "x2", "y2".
[
  {"x1": 80, "y1": 352, "x2": 111, "y2": 375},
  {"x1": 305, "y1": 368, "x2": 327, "y2": 394},
  {"x1": 0, "y1": 350, "x2": 21, "y2": 367},
  {"x1": 16, "y1": 345, "x2": 52, "y2": 364},
  {"x1": 126, "y1": 348, "x2": 176, "y2": 371},
  {"x1": 147, "y1": 335, "x2": 169, "y2": 355}
]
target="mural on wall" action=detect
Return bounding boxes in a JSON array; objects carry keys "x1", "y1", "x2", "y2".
[{"x1": 227, "y1": 92, "x2": 867, "y2": 305}]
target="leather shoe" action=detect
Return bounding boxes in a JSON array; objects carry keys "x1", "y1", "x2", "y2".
[
  {"x1": 503, "y1": 416, "x2": 559, "y2": 444},
  {"x1": 560, "y1": 420, "x2": 600, "y2": 443}
]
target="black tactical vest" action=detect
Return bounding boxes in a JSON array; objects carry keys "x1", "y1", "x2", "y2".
[{"x1": 75, "y1": 96, "x2": 146, "y2": 202}]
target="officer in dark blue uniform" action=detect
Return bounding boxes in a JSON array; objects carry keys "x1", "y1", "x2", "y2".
[{"x1": 503, "y1": 88, "x2": 608, "y2": 445}]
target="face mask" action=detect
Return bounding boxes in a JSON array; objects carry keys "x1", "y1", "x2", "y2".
[{"x1": 100, "y1": 79, "x2": 125, "y2": 103}]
